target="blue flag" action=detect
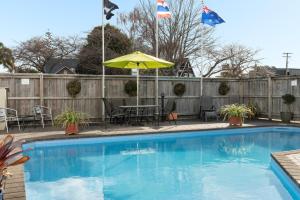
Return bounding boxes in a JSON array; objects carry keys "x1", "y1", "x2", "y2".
[{"x1": 201, "y1": 6, "x2": 225, "y2": 26}]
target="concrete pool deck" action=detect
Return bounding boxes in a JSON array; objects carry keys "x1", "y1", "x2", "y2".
[{"x1": 3, "y1": 120, "x2": 300, "y2": 200}]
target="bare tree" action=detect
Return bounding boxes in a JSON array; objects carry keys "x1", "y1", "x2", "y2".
[
  {"x1": 199, "y1": 44, "x2": 260, "y2": 77},
  {"x1": 14, "y1": 32, "x2": 82, "y2": 73},
  {"x1": 118, "y1": 0, "x2": 216, "y2": 75}
]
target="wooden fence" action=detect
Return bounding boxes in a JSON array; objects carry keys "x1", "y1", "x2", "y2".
[{"x1": 0, "y1": 73, "x2": 300, "y2": 120}]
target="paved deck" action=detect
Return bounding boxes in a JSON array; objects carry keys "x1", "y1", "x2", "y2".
[
  {"x1": 272, "y1": 150, "x2": 300, "y2": 187},
  {"x1": 2, "y1": 119, "x2": 300, "y2": 200}
]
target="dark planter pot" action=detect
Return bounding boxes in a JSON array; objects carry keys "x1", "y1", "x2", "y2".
[
  {"x1": 228, "y1": 116, "x2": 243, "y2": 126},
  {"x1": 280, "y1": 112, "x2": 292, "y2": 123},
  {"x1": 65, "y1": 123, "x2": 79, "y2": 135}
]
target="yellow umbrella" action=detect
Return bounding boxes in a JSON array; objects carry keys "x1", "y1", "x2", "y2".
[{"x1": 103, "y1": 51, "x2": 174, "y2": 114}]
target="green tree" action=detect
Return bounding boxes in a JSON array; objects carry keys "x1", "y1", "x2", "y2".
[
  {"x1": 0, "y1": 42, "x2": 16, "y2": 73},
  {"x1": 77, "y1": 24, "x2": 132, "y2": 75}
]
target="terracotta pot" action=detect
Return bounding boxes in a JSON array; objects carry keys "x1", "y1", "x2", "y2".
[
  {"x1": 167, "y1": 112, "x2": 178, "y2": 121},
  {"x1": 228, "y1": 116, "x2": 243, "y2": 126},
  {"x1": 65, "y1": 123, "x2": 79, "y2": 135}
]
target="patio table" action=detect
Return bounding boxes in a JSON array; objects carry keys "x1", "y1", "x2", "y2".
[
  {"x1": 18, "y1": 115, "x2": 39, "y2": 130},
  {"x1": 119, "y1": 105, "x2": 160, "y2": 126}
]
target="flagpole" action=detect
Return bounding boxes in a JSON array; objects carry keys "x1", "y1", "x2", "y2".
[
  {"x1": 155, "y1": 1, "x2": 159, "y2": 118},
  {"x1": 200, "y1": 0, "x2": 204, "y2": 97},
  {"x1": 102, "y1": 0, "x2": 106, "y2": 122}
]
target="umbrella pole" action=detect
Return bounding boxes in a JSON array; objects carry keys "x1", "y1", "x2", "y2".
[{"x1": 137, "y1": 68, "x2": 139, "y2": 116}]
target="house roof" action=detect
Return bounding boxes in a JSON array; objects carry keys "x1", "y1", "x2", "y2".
[
  {"x1": 275, "y1": 68, "x2": 300, "y2": 76},
  {"x1": 44, "y1": 58, "x2": 79, "y2": 74}
]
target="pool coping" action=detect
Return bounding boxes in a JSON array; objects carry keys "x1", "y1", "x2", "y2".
[
  {"x1": 22, "y1": 124, "x2": 300, "y2": 143},
  {"x1": 272, "y1": 151, "x2": 300, "y2": 195},
  {"x1": 6, "y1": 124, "x2": 300, "y2": 200}
]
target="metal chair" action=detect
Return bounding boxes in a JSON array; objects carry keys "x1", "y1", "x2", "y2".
[
  {"x1": 33, "y1": 105, "x2": 54, "y2": 128},
  {"x1": 0, "y1": 107, "x2": 20, "y2": 133},
  {"x1": 102, "y1": 98, "x2": 125, "y2": 124},
  {"x1": 199, "y1": 96, "x2": 218, "y2": 121}
]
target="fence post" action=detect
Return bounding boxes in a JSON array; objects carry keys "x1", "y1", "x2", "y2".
[
  {"x1": 268, "y1": 76, "x2": 272, "y2": 120},
  {"x1": 39, "y1": 73, "x2": 44, "y2": 106}
]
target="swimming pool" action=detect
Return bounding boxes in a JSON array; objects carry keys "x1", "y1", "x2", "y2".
[{"x1": 23, "y1": 127, "x2": 300, "y2": 200}]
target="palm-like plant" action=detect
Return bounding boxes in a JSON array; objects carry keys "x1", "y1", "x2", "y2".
[
  {"x1": 0, "y1": 135, "x2": 30, "y2": 193},
  {"x1": 220, "y1": 104, "x2": 253, "y2": 121},
  {"x1": 0, "y1": 42, "x2": 16, "y2": 73},
  {"x1": 54, "y1": 110, "x2": 89, "y2": 128}
]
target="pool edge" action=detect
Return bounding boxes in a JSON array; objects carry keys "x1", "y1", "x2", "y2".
[{"x1": 271, "y1": 153, "x2": 300, "y2": 199}]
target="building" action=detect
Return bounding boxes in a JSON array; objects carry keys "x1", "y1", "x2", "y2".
[
  {"x1": 174, "y1": 58, "x2": 195, "y2": 77},
  {"x1": 274, "y1": 68, "x2": 300, "y2": 76},
  {"x1": 44, "y1": 58, "x2": 79, "y2": 74}
]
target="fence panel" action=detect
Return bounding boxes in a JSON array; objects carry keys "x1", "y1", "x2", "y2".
[{"x1": 1, "y1": 73, "x2": 300, "y2": 120}]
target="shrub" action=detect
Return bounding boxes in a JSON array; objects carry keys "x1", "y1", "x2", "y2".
[
  {"x1": 67, "y1": 80, "x2": 81, "y2": 98},
  {"x1": 282, "y1": 94, "x2": 296, "y2": 105},
  {"x1": 0, "y1": 135, "x2": 30, "y2": 193},
  {"x1": 218, "y1": 82, "x2": 230, "y2": 95},
  {"x1": 54, "y1": 110, "x2": 89, "y2": 128},
  {"x1": 282, "y1": 94, "x2": 296, "y2": 112},
  {"x1": 247, "y1": 102, "x2": 261, "y2": 119},
  {"x1": 173, "y1": 83, "x2": 186, "y2": 96},
  {"x1": 124, "y1": 80, "x2": 137, "y2": 97},
  {"x1": 220, "y1": 104, "x2": 253, "y2": 121}
]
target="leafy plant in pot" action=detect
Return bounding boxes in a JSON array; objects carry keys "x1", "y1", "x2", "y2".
[
  {"x1": 220, "y1": 104, "x2": 253, "y2": 126},
  {"x1": 281, "y1": 94, "x2": 296, "y2": 123},
  {"x1": 0, "y1": 135, "x2": 30, "y2": 199},
  {"x1": 54, "y1": 110, "x2": 89, "y2": 135},
  {"x1": 167, "y1": 101, "x2": 177, "y2": 121}
]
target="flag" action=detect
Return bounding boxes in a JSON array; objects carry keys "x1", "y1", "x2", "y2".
[
  {"x1": 201, "y1": 6, "x2": 225, "y2": 26},
  {"x1": 157, "y1": 0, "x2": 171, "y2": 18},
  {"x1": 104, "y1": 0, "x2": 119, "y2": 20}
]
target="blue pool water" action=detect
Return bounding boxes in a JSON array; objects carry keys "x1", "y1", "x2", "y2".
[{"x1": 24, "y1": 127, "x2": 300, "y2": 200}]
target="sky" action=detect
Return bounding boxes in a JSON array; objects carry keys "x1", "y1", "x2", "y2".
[{"x1": 1, "y1": 0, "x2": 300, "y2": 72}]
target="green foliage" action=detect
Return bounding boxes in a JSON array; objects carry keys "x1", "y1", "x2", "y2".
[
  {"x1": 282, "y1": 94, "x2": 296, "y2": 105},
  {"x1": 282, "y1": 94, "x2": 296, "y2": 113},
  {"x1": 124, "y1": 80, "x2": 137, "y2": 97},
  {"x1": 247, "y1": 102, "x2": 261, "y2": 119},
  {"x1": 0, "y1": 135, "x2": 30, "y2": 190},
  {"x1": 0, "y1": 42, "x2": 15, "y2": 73},
  {"x1": 77, "y1": 24, "x2": 132, "y2": 75},
  {"x1": 54, "y1": 110, "x2": 89, "y2": 128},
  {"x1": 173, "y1": 83, "x2": 186, "y2": 96},
  {"x1": 218, "y1": 82, "x2": 230, "y2": 95},
  {"x1": 220, "y1": 104, "x2": 253, "y2": 120},
  {"x1": 67, "y1": 80, "x2": 81, "y2": 98}
]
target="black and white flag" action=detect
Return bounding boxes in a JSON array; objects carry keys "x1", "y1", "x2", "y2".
[{"x1": 104, "y1": 0, "x2": 119, "y2": 20}]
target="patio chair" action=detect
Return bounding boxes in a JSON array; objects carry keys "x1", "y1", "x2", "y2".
[
  {"x1": 33, "y1": 105, "x2": 54, "y2": 128},
  {"x1": 0, "y1": 107, "x2": 20, "y2": 133},
  {"x1": 165, "y1": 98, "x2": 177, "y2": 124},
  {"x1": 199, "y1": 96, "x2": 218, "y2": 121},
  {"x1": 102, "y1": 98, "x2": 125, "y2": 124}
]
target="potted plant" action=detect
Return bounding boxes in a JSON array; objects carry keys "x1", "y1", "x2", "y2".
[
  {"x1": 0, "y1": 135, "x2": 30, "y2": 199},
  {"x1": 281, "y1": 94, "x2": 296, "y2": 123},
  {"x1": 220, "y1": 104, "x2": 253, "y2": 126},
  {"x1": 247, "y1": 102, "x2": 261, "y2": 120},
  {"x1": 167, "y1": 101, "x2": 178, "y2": 121},
  {"x1": 54, "y1": 110, "x2": 89, "y2": 135}
]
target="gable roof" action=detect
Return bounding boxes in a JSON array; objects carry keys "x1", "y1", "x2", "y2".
[{"x1": 44, "y1": 58, "x2": 79, "y2": 74}]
